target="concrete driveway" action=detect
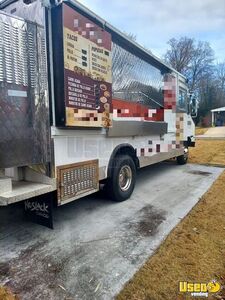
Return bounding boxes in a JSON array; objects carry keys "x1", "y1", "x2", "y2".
[
  {"x1": 197, "y1": 126, "x2": 225, "y2": 139},
  {"x1": 0, "y1": 162, "x2": 223, "y2": 300}
]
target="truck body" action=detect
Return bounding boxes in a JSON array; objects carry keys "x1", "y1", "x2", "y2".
[{"x1": 0, "y1": 0, "x2": 195, "y2": 210}]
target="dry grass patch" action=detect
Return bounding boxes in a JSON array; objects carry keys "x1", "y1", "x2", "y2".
[
  {"x1": 116, "y1": 171, "x2": 225, "y2": 300},
  {"x1": 195, "y1": 127, "x2": 210, "y2": 135},
  {"x1": 0, "y1": 287, "x2": 18, "y2": 300},
  {"x1": 189, "y1": 140, "x2": 225, "y2": 165}
]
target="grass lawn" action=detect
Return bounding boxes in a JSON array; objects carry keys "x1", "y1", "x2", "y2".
[
  {"x1": 117, "y1": 140, "x2": 225, "y2": 300},
  {"x1": 195, "y1": 127, "x2": 210, "y2": 135},
  {"x1": 0, "y1": 287, "x2": 18, "y2": 300},
  {"x1": 189, "y1": 140, "x2": 225, "y2": 165}
]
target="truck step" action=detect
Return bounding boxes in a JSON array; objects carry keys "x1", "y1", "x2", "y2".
[
  {"x1": 0, "y1": 177, "x2": 12, "y2": 194},
  {"x1": 0, "y1": 181, "x2": 56, "y2": 206}
]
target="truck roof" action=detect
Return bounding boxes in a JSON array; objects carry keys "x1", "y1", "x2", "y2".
[{"x1": 0, "y1": 0, "x2": 186, "y2": 79}]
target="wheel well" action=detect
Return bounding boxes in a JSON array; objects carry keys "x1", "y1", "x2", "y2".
[{"x1": 107, "y1": 144, "x2": 139, "y2": 178}]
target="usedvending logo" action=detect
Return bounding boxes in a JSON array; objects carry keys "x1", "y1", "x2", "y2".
[{"x1": 179, "y1": 280, "x2": 221, "y2": 297}]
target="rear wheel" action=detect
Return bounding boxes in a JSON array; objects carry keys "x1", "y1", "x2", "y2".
[
  {"x1": 107, "y1": 155, "x2": 136, "y2": 202},
  {"x1": 177, "y1": 148, "x2": 189, "y2": 165}
]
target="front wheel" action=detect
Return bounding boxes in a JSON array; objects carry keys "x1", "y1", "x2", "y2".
[
  {"x1": 107, "y1": 155, "x2": 136, "y2": 202},
  {"x1": 177, "y1": 148, "x2": 189, "y2": 165}
]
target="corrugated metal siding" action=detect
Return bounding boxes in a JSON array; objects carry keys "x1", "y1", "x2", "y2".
[{"x1": 0, "y1": 12, "x2": 50, "y2": 168}]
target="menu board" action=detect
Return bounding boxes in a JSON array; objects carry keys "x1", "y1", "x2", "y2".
[{"x1": 63, "y1": 4, "x2": 112, "y2": 127}]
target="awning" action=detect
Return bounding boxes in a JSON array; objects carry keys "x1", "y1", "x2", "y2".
[{"x1": 211, "y1": 107, "x2": 225, "y2": 113}]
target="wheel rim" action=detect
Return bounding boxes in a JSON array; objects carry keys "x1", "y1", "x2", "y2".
[{"x1": 119, "y1": 165, "x2": 132, "y2": 192}]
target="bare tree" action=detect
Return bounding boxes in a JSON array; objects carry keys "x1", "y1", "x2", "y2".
[
  {"x1": 215, "y1": 61, "x2": 225, "y2": 91},
  {"x1": 164, "y1": 37, "x2": 219, "y2": 124},
  {"x1": 165, "y1": 37, "x2": 214, "y2": 92},
  {"x1": 187, "y1": 41, "x2": 214, "y2": 91},
  {"x1": 164, "y1": 37, "x2": 195, "y2": 73},
  {"x1": 195, "y1": 62, "x2": 225, "y2": 124}
]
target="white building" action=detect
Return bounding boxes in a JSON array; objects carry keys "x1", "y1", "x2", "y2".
[{"x1": 211, "y1": 107, "x2": 225, "y2": 126}]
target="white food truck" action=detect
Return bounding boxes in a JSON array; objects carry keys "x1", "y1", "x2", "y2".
[{"x1": 0, "y1": 0, "x2": 196, "y2": 226}]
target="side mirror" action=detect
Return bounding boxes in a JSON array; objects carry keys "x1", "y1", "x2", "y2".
[{"x1": 190, "y1": 97, "x2": 198, "y2": 118}]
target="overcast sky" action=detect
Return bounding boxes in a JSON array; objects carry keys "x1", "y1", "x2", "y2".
[{"x1": 78, "y1": 0, "x2": 225, "y2": 63}]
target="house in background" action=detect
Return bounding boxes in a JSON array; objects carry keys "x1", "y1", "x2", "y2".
[{"x1": 211, "y1": 107, "x2": 225, "y2": 126}]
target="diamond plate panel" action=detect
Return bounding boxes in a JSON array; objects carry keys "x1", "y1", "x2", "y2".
[
  {"x1": 112, "y1": 42, "x2": 165, "y2": 108},
  {"x1": 0, "y1": 12, "x2": 50, "y2": 168}
]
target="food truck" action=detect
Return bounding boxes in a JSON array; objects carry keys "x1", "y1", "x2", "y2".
[{"x1": 0, "y1": 0, "x2": 196, "y2": 225}]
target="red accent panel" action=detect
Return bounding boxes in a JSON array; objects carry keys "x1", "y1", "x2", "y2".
[{"x1": 112, "y1": 98, "x2": 164, "y2": 121}]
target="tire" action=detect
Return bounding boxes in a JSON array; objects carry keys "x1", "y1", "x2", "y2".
[
  {"x1": 177, "y1": 148, "x2": 189, "y2": 165},
  {"x1": 107, "y1": 155, "x2": 136, "y2": 202}
]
